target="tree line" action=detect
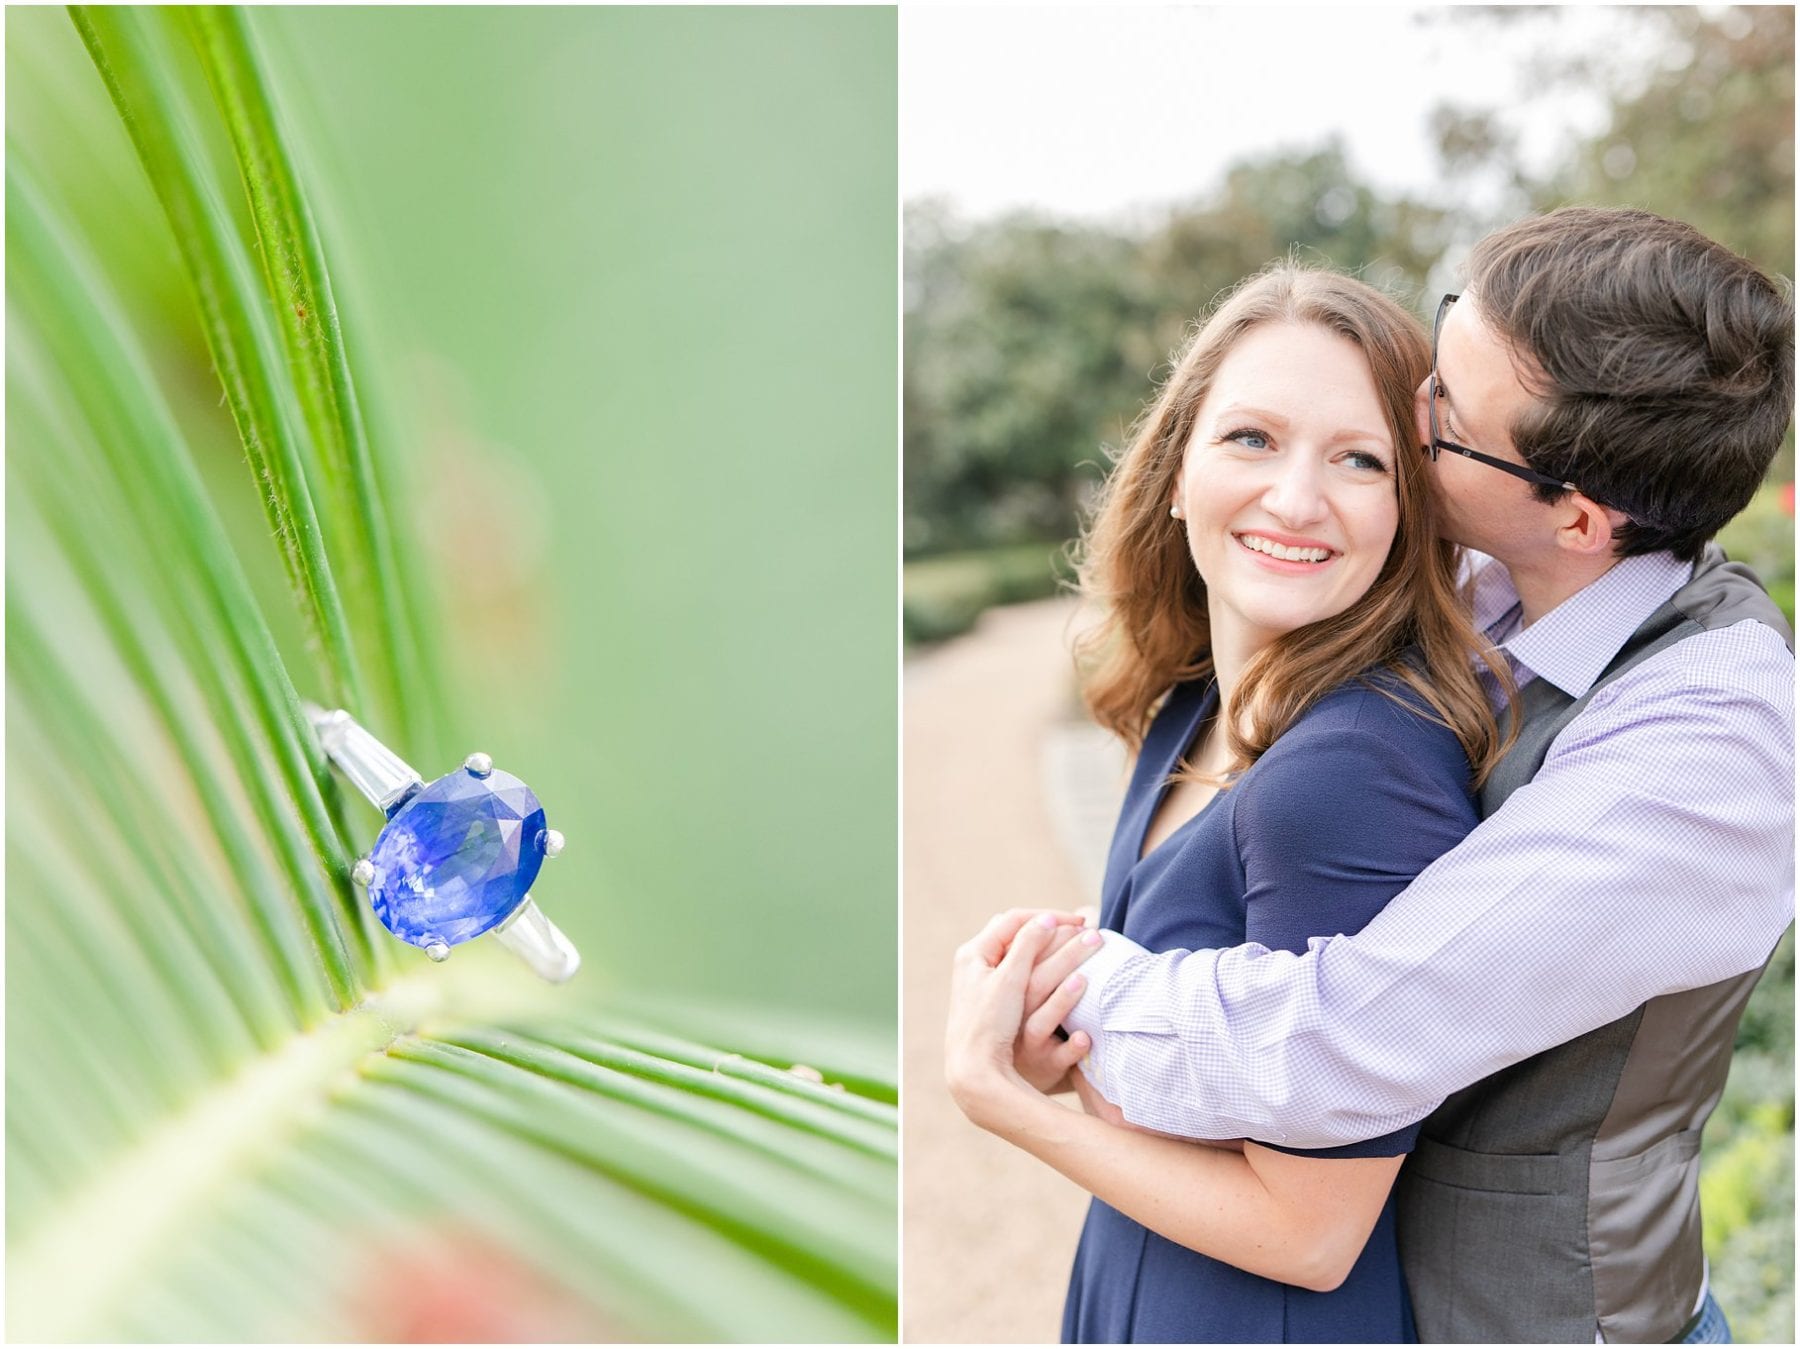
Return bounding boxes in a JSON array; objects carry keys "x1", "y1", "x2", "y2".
[{"x1": 905, "y1": 7, "x2": 1793, "y2": 561}]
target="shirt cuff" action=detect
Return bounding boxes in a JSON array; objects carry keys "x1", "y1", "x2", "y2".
[{"x1": 1063, "y1": 929, "x2": 1149, "y2": 1040}]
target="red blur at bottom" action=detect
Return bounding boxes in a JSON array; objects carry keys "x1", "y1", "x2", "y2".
[{"x1": 345, "y1": 1225, "x2": 619, "y2": 1343}]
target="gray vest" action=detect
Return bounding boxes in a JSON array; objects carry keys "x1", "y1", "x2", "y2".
[{"x1": 1396, "y1": 547, "x2": 1793, "y2": 1344}]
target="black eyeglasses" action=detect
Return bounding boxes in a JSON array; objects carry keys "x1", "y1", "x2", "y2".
[{"x1": 1427, "y1": 293, "x2": 1579, "y2": 494}]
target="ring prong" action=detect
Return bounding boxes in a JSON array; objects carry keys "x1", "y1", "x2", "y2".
[
  {"x1": 351, "y1": 857, "x2": 375, "y2": 887},
  {"x1": 539, "y1": 829, "x2": 565, "y2": 858},
  {"x1": 425, "y1": 941, "x2": 451, "y2": 963},
  {"x1": 463, "y1": 752, "x2": 493, "y2": 777}
]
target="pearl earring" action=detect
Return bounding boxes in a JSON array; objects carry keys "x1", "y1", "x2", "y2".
[{"x1": 1170, "y1": 504, "x2": 1184, "y2": 520}]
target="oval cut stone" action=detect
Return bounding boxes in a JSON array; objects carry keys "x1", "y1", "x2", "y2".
[{"x1": 368, "y1": 766, "x2": 547, "y2": 949}]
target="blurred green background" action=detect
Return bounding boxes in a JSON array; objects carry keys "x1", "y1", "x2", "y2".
[
  {"x1": 15, "y1": 5, "x2": 898, "y2": 1027},
  {"x1": 903, "y1": 6, "x2": 1792, "y2": 1340},
  {"x1": 277, "y1": 6, "x2": 899, "y2": 1029},
  {"x1": 906, "y1": 6, "x2": 1794, "y2": 641}
]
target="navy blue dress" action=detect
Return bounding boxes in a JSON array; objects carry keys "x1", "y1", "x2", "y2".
[{"x1": 1061, "y1": 670, "x2": 1480, "y2": 1345}]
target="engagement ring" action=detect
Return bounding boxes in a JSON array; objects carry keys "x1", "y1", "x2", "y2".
[{"x1": 304, "y1": 703, "x2": 580, "y2": 983}]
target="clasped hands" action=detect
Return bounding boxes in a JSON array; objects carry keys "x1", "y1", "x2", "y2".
[{"x1": 944, "y1": 906, "x2": 1112, "y2": 1133}]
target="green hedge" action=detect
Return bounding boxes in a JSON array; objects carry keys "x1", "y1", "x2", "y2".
[
  {"x1": 902, "y1": 542, "x2": 1072, "y2": 645},
  {"x1": 1715, "y1": 482, "x2": 1796, "y2": 627},
  {"x1": 1702, "y1": 930, "x2": 1795, "y2": 1342}
]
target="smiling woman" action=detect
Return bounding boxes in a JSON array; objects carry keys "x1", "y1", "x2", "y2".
[
  {"x1": 942, "y1": 263, "x2": 1514, "y2": 1343},
  {"x1": 1074, "y1": 264, "x2": 1507, "y2": 789},
  {"x1": 1173, "y1": 323, "x2": 1402, "y2": 658},
  {"x1": 909, "y1": 9, "x2": 1794, "y2": 1341}
]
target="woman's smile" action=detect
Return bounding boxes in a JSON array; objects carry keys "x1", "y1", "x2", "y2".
[{"x1": 1232, "y1": 530, "x2": 1339, "y2": 568}]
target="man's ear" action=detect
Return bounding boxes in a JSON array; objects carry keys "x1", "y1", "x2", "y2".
[{"x1": 1553, "y1": 492, "x2": 1626, "y2": 558}]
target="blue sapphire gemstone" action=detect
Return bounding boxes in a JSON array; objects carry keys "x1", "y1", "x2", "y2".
[{"x1": 367, "y1": 766, "x2": 548, "y2": 949}]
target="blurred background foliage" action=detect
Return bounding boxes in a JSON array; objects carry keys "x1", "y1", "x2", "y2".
[
  {"x1": 905, "y1": 7, "x2": 1791, "y2": 1339},
  {"x1": 905, "y1": 5, "x2": 1794, "y2": 639},
  {"x1": 9, "y1": 5, "x2": 895, "y2": 1340},
  {"x1": 15, "y1": 1, "x2": 899, "y2": 1026}
]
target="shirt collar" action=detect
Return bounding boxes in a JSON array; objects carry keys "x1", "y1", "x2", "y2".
[{"x1": 1467, "y1": 551, "x2": 1696, "y2": 698}]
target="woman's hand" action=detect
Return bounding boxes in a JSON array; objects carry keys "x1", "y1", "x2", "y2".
[
  {"x1": 1070, "y1": 1068, "x2": 1127, "y2": 1124},
  {"x1": 945, "y1": 909, "x2": 1084, "y2": 1129},
  {"x1": 1013, "y1": 925, "x2": 1103, "y2": 1093}
]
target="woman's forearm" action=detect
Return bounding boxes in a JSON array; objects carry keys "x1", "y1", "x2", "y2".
[
  {"x1": 942, "y1": 912, "x2": 1392, "y2": 1291},
  {"x1": 971, "y1": 1082, "x2": 1395, "y2": 1293}
]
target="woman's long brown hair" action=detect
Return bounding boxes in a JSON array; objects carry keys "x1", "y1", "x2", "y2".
[{"x1": 1072, "y1": 263, "x2": 1513, "y2": 786}]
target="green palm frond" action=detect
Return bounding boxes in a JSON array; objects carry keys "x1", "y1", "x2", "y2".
[{"x1": 6, "y1": 7, "x2": 896, "y2": 1341}]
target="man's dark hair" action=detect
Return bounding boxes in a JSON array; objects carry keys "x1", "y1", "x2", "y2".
[{"x1": 1467, "y1": 206, "x2": 1794, "y2": 562}]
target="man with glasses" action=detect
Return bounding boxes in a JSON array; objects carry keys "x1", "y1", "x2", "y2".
[{"x1": 1036, "y1": 208, "x2": 1793, "y2": 1343}]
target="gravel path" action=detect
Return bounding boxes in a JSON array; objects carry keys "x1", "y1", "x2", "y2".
[{"x1": 902, "y1": 597, "x2": 1128, "y2": 1344}]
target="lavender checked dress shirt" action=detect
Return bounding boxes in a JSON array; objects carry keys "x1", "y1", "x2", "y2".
[{"x1": 1063, "y1": 549, "x2": 1795, "y2": 1148}]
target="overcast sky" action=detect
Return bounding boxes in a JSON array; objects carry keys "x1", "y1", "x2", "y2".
[{"x1": 901, "y1": 6, "x2": 1676, "y2": 222}]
